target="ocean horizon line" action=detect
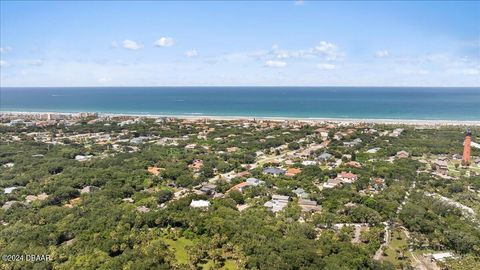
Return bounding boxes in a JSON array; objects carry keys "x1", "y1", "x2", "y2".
[{"x1": 2, "y1": 86, "x2": 480, "y2": 89}]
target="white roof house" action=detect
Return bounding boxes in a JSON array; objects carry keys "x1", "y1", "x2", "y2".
[
  {"x1": 3, "y1": 186, "x2": 20, "y2": 194},
  {"x1": 264, "y1": 195, "x2": 290, "y2": 213},
  {"x1": 430, "y1": 252, "x2": 454, "y2": 262},
  {"x1": 190, "y1": 199, "x2": 210, "y2": 208}
]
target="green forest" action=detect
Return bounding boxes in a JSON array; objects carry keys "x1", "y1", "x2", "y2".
[{"x1": 1, "y1": 118, "x2": 479, "y2": 269}]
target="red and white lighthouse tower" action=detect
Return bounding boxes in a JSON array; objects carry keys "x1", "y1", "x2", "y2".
[{"x1": 462, "y1": 129, "x2": 472, "y2": 166}]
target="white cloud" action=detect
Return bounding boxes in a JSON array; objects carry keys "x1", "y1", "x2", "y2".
[
  {"x1": 0, "y1": 47, "x2": 12, "y2": 53},
  {"x1": 375, "y1": 50, "x2": 389, "y2": 58},
  {"x1": 154, "y1": 37, "x2": 175, "y2": 47},
  {"x1": 317, "y1": 63, "x2": 336, "y2": 70},
  {"x1": 265, "y1": 60, "x2": 287, "y2": 68},
  {"x1": 0, "y1": 60, "x2": 8, "y2": 67},
  {"x1": 122, "y1": 39, "x2": 143, "y2": 50},
  {"x1": 314, "y1": 41, "x2": 342, "y2": 60},
  {"x1": 185, "y1": 49, "x2": 198, "y2": 57},
  {"x1": 267, "y1": 41, "x2": 343, "y2": 61}
]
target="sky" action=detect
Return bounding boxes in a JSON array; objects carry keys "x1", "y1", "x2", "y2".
[{"x1": 0, "y1": 1, "x2": 479, "y2": 87}]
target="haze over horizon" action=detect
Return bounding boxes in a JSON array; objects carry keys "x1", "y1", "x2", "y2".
[{"x1": 1, "y1": 1, "x2": 479, "y2": 87}]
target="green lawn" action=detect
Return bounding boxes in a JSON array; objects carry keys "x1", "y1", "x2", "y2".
[
  {"x1": 164, "y1": 237, "x2": 194, "y2": 264},
  {"x1": 382, "y1": 230, "x2": 411, "y2": 268},
  {"x1": 164, "y1": 237, "x2": 238, "y2": 269}
]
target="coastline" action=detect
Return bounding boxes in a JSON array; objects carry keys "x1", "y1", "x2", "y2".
[{"x1": 2, "y1": 110, "x2": 480, "y2": 126}]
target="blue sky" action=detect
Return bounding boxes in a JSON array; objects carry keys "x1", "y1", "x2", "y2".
[{"x1": 0, "y1": 1, "x2": 479, "y2": 87}]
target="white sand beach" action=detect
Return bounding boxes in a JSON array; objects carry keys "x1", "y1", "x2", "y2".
[{"x1": 2, "y1": 111, "x2": 480, "y2": 126}]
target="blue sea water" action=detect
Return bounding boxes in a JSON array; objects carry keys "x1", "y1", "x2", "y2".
[{"x1": 1, "y1": 87, "x2": 479, "y2": 120}]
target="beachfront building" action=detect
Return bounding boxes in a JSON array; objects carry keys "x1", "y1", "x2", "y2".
[{"x1": 389, "y1": 128, "x2": 404, "y2": 137}]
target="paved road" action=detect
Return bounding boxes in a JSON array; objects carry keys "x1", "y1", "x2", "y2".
[{"x1": 373, "y1": 222, "x2": 390, "y2": 260}]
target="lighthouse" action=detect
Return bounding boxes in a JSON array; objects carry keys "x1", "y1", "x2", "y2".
[{"x1": 462, "y1": 129, "x2": 472, "y2": 166}]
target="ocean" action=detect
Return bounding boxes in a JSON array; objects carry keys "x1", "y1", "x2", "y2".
[{"x1": 1, "y1": 87, "x2": 479, "y2": 120}]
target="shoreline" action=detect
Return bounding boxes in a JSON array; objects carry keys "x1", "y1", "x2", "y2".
[{"x1": 2, "y1": 110, "x2": 480, "y2": 126}]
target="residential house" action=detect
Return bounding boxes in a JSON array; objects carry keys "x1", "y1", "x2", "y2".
[
  {"x1": 228, "y1": 182, "x2": 251, "y2": 193},
  {"x1": 80, "y1": 186, "x2": 99, "y2": 194},
  {"x1": 236, "y1": 171, "x2": 251, "y2": 178},
  {"x1": 475, "y1": 158, "x2": 480, "y2": 166},
  {"x1": 285, "y1": 168, "x2": 302, "y2": 177},
  {"x1": 199, "y1": 184, "x2": 217, "y2": 196},
  {"x1": 2, "y1": 201, "x2": 20, "y2": 210},
  {"x1": 366, "y1": 148, "x2": 380, "y2": 154},
  {"x1": 185, "y1": 143, "x2": 197, "y2": 150},
  {"x1": 246, "y1": 177, "x2": 264, "y2": 186},
  {"x1": 343, "y1": 138, "x2": 362, "y2": 147},
  {"x1": 433, "y1": 159, "x2": 448, "y2": 175},
  {"x1": 298, "y1": 199, "x2": 322, "y2": 212},
  {"x1": 345, "y1": 161, "x2": 362, "y2": 168},
  {"x1": 229, "y1": 178, "x2": 264, "y2": 193},
  {"x1": 264, "y1": 195, "x2": 290, "y2": 213},
  {"x1": 227, "y1": 147, "x2": 239, "y2": 153},
  {"x1": 302, "y1": 160, "x2": 317, "y2": 166},
  {"x1": 368, "y1": 178, "x2": 385, "y2": 192},
  {"x1": 333, "y1": 132, "x2": 344, "y2": 140},
  {"x1": 75, "y1": 155, "x2": 92, "y2": 162},
  {"x1": 263, "y1": 167, "x2": 286, "y2": 176},
  {"x1": 130, "y1": 136, "x2": 149, "y2": 144},
  {"x1": 3, "y1": 186, "x2": 21, "y2": 194},
  {"x1": 389, "y1": 128, "x2": 404, "y2": 137},
  {"x1": 336, "y1": 172, "x2": 359, "y2": 183},
  {"x1": 190, "y1": 200, "x2": 210, "y2": 208},
  {"x1": 323, "y1": 178, "x2": 342, "y2": 189},
  {"x1": 318, "y1": 152, "x2": 333, "y2": 162},
  {"x1": 396, "y1": 150, "x2": 410, "y2": 159},
  {"x1": 293, "y1": 188, "x2": 309, "y2": 199},
  {"x1": 452, "y1": 154, "x2": 462, "y2": 160},
  {"x1": 429, "y1": 252, "x2": 454, "y2": 262}
]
